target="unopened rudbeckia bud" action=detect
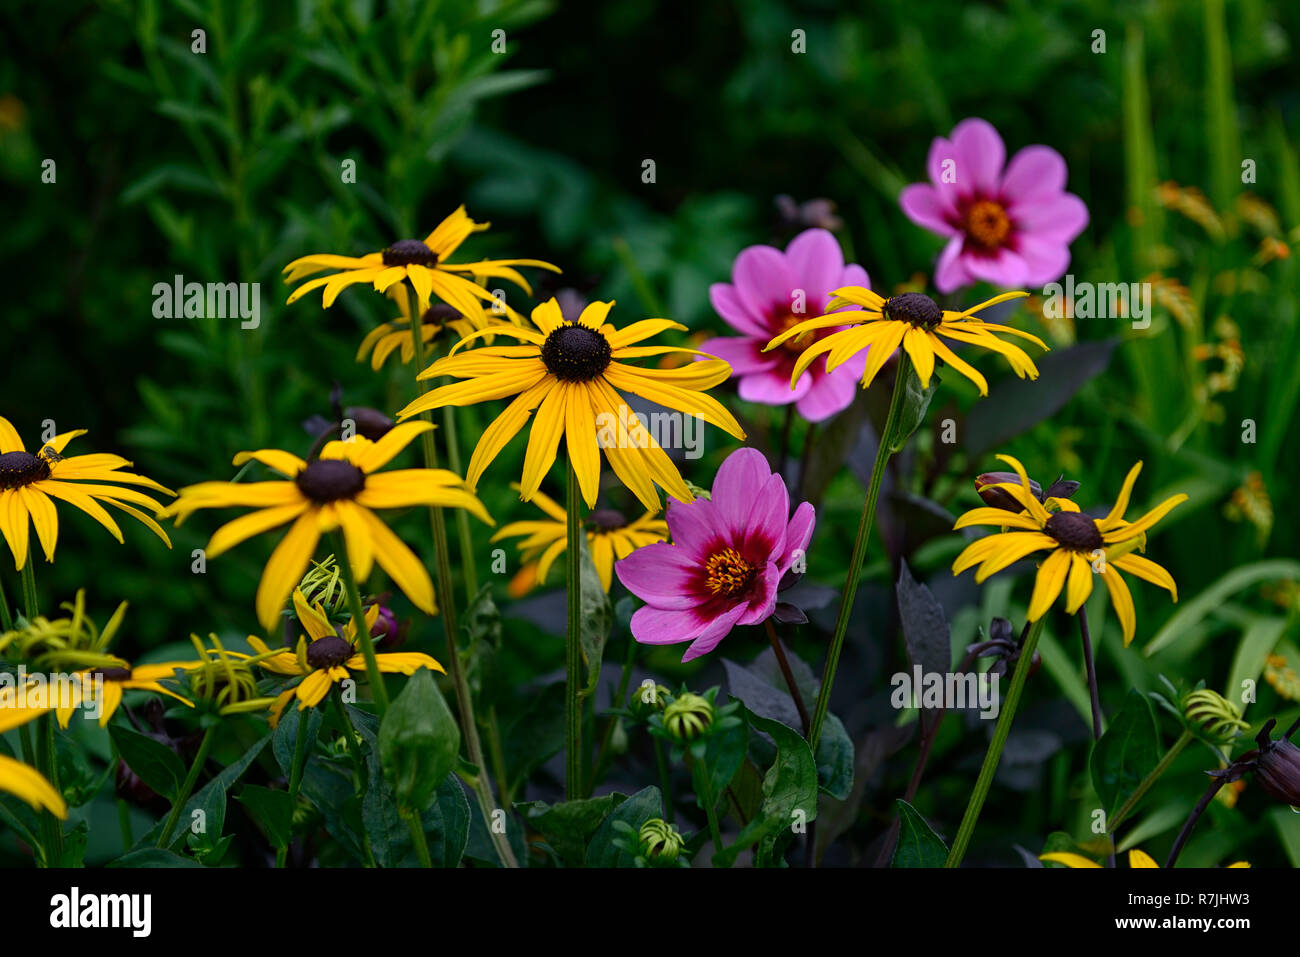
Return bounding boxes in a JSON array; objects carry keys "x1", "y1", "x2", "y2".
[
  {"x1": 631, "y1": 681, "x2": 671, "y2": 718},
  {"x1": 638, "y1": 818, "x2": 684, "y2": 864},
  {"x1": 975, "y1": 471, "x2": 1042, "y2": 512},
  {"x1": 1252, "y1": 718, "x2": 1300, "y2": 806},
  {"x1": 368, "y1": 603, "x2": 405, "y2": 650},
  {"x1": 663, "y1": 693, "x2": 714, "y2": 742},
  {"x1": 343, "y1": 406, "x2": 394, "y2": 441},
  {"x1": 1182, "y1": 689, "x2": 1248, "y2": 742}
]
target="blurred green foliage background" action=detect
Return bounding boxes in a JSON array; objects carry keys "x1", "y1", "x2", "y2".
[{"x1": 1, "y1": 0, "x2": 1298, "y2": 865}]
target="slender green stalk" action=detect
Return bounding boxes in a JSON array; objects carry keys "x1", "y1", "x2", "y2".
[
  {"x1": 158, "y1": 725, "x2": 216, "y2": 848},
  {"x1": 1078, "y1": 607, "x2": 1104, "y2": 740},
  {"x1": 328, "y1": 531, "x2": 389, "y2": 715},
  {"x1": 439, "y1": 404, "x2": 479, "y2": 604},
  {"x1": 809, "y1": 353, "x2": 912, "y2": 749},
  {"x1": 653, "y1": 738, "x2": 673, "y2": 824},
  {"x1": 404, "y1": 284, "x2": 516, "y2": 868},
  {"x1": 1164, "y1": 777, "x2": 1226, "y2": 868},
  {"x1": 1108, "y1": 729, "x2": 1194, "y2": 833},
  {"x1": 404, "y1": 809, "x2": 433, "y2": 867},
  {"x1": 0, "y1": 574, "x2": 12, "y2": 630},
  {"x1": 766, "y1": 620, "x2": 809, "y2": 737},
  {"x1": 945, "y1": 617, "x2": 1046, "y2": 867},
  {"x1": 20, "y1": 560, "x2": 38, "y2": 620},
  {"x1": 276, "y1": 711, "x2": 313, "y2": 867},
  {"x1": 329, "y1": 690, "x2": 376, "y2": 868},
  {"x1": 693, "y1": 759, "x2": 723, "y2": 861},
  {"x1": 20, "y1": 562, "x2": 62, "y2": 864},
  {"x1": 588, "y1": 633, "x2": 638, "y2": 796},
  {"x1": 565, "y1": 461, "x2": 584, "y2": 801}
]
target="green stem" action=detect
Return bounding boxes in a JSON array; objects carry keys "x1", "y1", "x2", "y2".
[
  {"x1": 330, "y1": 690, "x2": 377, "y2": 868},
  {"x1": 440, "y1": 404, "x2": 479, "y2": 605},
  {"x1": 404, "y1": 810, "x2": 433, "y2": 867},
  {"x1": 945, "y1": 617, "x2": 1046, "y2": 867},
  {"x1": 809, "y1": 353, "x2": 912, "y2": 749},
  {"x1": 1108, "y1": 729, "x2": 1194, "y2": 833},
  {"x1": 405, "y1": 283, "x2": 516, "y2": 868},
  {"x1": 329, "y1": 531, "x2": 389, "y2": 715},
  {"x1": 0, "y1": 573, "x2": 12, "y2": 630},
  {"x1": 587, "y1": 633, "x2": 638, "y2": 796},
  {"x1": 158, "y1": 725, "x2": 216, "y2": 848},
  {"x1": 276, "y1": 710, "x2": 313, "y2": 867},
  {"x1": 693, "y1": 759, "x2": 723, "y2": 862},
  {"x1": 653, "y1": 738, "x2": 673, "y2": 824},
  {"x1": 20, "y1": 560, "x2": 38, "y2": 620},
  {"x1": 565, "y1": 460, "x2": 584, "y2": 801},
  {"x1": 36, "y1": 714, "x2": 62, "y2": 865}
]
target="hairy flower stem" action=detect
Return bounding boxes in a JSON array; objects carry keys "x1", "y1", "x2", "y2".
[
  {"x1": 20, "y1": 562, "x2": 62, "y2": 865},
  {"x1": 439, "y1": 404, "x2": 479, "y2": 605},
  {"x1": 1078, "y1": 607, "x2": 1104, "y2": 741},
  {"x1": 1164, "y1": 777, "x2": 1226, "y2": 868},
  {"x1": 565, "y1": 461, "x2": 584, "y2": 801},
  {"x1": 276, "y1": 711, "x2": 313, "y2": 868},
  {"x1": 945, "y1": 617, "x2": 1046, "y2": 867},
  {"x1": 1109, "y1": 730, "x2": 1193, "y2": 833},
  {"x1": 328, "y1": 531, "x2": 389, "y2": 715},
  {"x1": 405, "y1": 286, "x2": 516, "y2": 868},
  {"x1": 158, "y1": 725, "x2": 216, "y2": 848},
  {"x1": 810, "y1": 353, "x2": 913, "y2": 750},
  {"x1": 766, "y1": 619, "x2": 809, "y2": 736}
]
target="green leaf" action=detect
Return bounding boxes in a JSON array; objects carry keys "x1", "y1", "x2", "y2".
[
  {"x1": 578, "y1": 536, "x2": 613, "y2": 699},
  {"x1": 887, "y1": 360, "x2": 936, "y2": 453},
  {"x1": 1090, "y1": 690, "x2": 1160, "y2": 818},
  {"x1": 109, "y1": 726, "x2": 184, "y2": 801},
  {"x1": 891, "y1": 799, "x2": 947, "y2": 868},
  {"x1": 108, "y1": 848, "x2": 204, "y2": 868},
  {"x1": 715, "y1": 709, "x2": 818, "y2": 868},
  {"x1": 1225, "y1": 616, "x2": 1287, "y2": 703},
  {"x1": 585, "y1": 787, "x2": 664, "y2": 867},
  {"x1": 379, "y1": 667, "x2": 460, "y2": 813},
  {"x1": 705, "y1": 706, "x2": 749, "y2": 802},
  {"x1": 1144, "y1": 560, "x2": 1300, "y2": 656},
  {"x1": 363, "y1": 767, "x2": 471, "y2": 868},
  {"x1": 237, "y1": 785, "x2": 295, "y2": 849},
  {"x1": 516, "y1": 793, "x2": 625, "y2": 866}
]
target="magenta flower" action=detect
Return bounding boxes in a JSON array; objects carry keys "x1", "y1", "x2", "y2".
[
  {"x1": 615, "y1": 448, "x2": 815, "y2": 662},
  {"x1": 899, "y1": 118, "x2": 1088, "y2": 294},
  {"x1": 700, "y1": 228, "x2": 871, "y2": 422}
]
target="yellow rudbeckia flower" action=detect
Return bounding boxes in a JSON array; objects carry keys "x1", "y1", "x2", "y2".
[
  {"x1": 492, "y1": 484, "x2": 668, "y2": 592},
  {"x1": 952, "y1": 454, "x2": 1186, "y2": 645},
  {"x1": 249, "y1": 589, "x2": 443, "y2": 725},
  {"x1": 1041, "y1": 849, "x2": 1249, "y2": 868},
  {"x1": 0, "y1": 754, "x2": 65, "y2": 819},
  {"x1": 163, "y1": 422, "x2": 492, "y2": 631},
  {"x1": 763, "y1": 289, "x2": 1045, "y2": 395},
  {"x1": 355, "y1": 286, "x2": 479, "y2": 371},
  {"x1": 396, "y1": 298, "x2": 745, "y2": 511},
  {"x1": 0, "y1": 417, "x2": 173, "y2": 570},
  {"x1": 54, "y1": 660, "x2": 196, "y2": 728},
  {"x1": 283, "y1": 205, "x2": 559, "y2": 326}
]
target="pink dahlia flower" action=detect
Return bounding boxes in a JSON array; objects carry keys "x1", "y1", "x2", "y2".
[
  {"x1": 899, "y1": 118, "x2": 1088, "y2": 294},
  {"x1": 700, "y1": 228, "x2": 871, "y2": 422},
  {"x1": 615, "y1": 448, "x2": 814, "y2": 662}
]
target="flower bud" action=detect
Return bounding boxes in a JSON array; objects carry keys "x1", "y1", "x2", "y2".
[
  {"x1": 663, "y1": 692, "x2": 714, "y2": 742},
  {"x1": 638, "y1": 818, "x2": 684, "y2": 865},
  {"x1": 1253, "y1": 720, "x2": 1300, "y2": 807},
  {"x1": 368, "y1": 603, "x2": 406, "y2": 650},
  {"x1": 1182, "y1": 689, "x2": 1248, "y2": 742},
  {"x1": 343, "y1": 406, "x2": 394, "y2": 441},
  {"x1": 975, "y1": 471, "x2": 1042, "y2": 512}
]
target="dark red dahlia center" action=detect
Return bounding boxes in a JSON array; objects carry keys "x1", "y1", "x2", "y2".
[
  {"x1": 882, "y1": 292, "x2": 942, "y2": 330},
  {"x1": 1044, "y1": 511, "x2": 1103, "y2": 552},
  {"x1": 382, "y1": 239, "x2": 439, "y2": 267},
  {"x1": 295, "y1": 459, "x2": 366, "y2": 504},
  {"x1": 0, "y1": 451, "x2": 51, "y2": 490},
  {"x1": 703, "y1": 547, "x2": 756, "y2": 599},
  {"x1": 541, "y1": 324, "x2": 612, "y2": 382},
  {"x1": 589, "y1": 509, "x2": 627, "y2": 532},
  {"x1": 964, "y1": 199, "x2": 1011, "y2": 250},
  {"x1": 306, "y1": 635, "x2": 354, "y2": 670}
]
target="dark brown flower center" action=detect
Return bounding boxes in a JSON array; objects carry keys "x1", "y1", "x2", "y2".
[
  {"x1": 882, "y1": 292, "x2": 943, "y2": 330},
  {"x1": 295, "y1": 459, "x2": 366, "y2": 504},
  {"x1": 541, "y1": 324, "x2": 613, "y2": 382},
  {"x1": 0, "y1": 451, "x2": 51, "y2": 490},
  {"x1": 965, "y1": 199, "x2": 1012, "y2": 250},
  {"x1": 422, "y1": 303, "x2": 461, "y2": 326},
  {"x1": 306, "y1": 635, "x2": 354, "y2": 670},
  {"x1": 91, "y1": 667, "x2": 133, "y2": 682},
  {"x1": 382, "y1": 239, "x2": 439, "y2": 267},
  {"x1": 703, "y1": 547, "x2": 755, "y2": 599},
  {"x1": 1044, "y1": 511, "x2": 1103, "y2": 552},
  {"x1": 589, "y1": 509, "x2": 627, "y2": 532}
]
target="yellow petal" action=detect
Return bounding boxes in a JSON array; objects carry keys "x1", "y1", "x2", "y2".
[
  {"x1": 1026, "y1": 549, "x2": 1071, "y2": 621},
  {"x1": 256, "y1": 512, "x2": 322, "y2": 633}
]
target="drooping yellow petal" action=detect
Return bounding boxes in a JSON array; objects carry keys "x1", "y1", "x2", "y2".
[
  {"x1": 1102, "y1": 494, "x2": 1187, "y2": 543},
  {"x1": 1099, "y1": 462, "x2": 1143, "y2": 530},
  {"x1": 953, "y1": 508, "x2": 1044, "y2": 532},
  {"x1": 926, "y1": 333, "x2": 989, "y2": 395},
  {"x1": 973, "y1": 532, "x2": 1057, "y2": 582},
  {"x1": 1064, "y1": 553, "x2": 1095, "y2": 614},
  {"x1": 1, "y1": 490, "x2": 30, "y2": 570},
  {"x1": 564, "y1": 383, "x2": 602, "y2": 507},
  {"x1": 19, "y1": 487, "x2": 58, "y2": 563},
  {"x1": 1027, "y1": 548, "x2": 1072, "y2": 621},
  {"x1": 206, "y1": 502, "x2": 309, "y2": 558},
  {"x1": 1100, "y1": 565, "x2": 1137, "y2": 645},
  {"x1": 0, "y1": 417, "x2": 24, "y2": 454},
  {"x1": 463, "y1": 377, "x2": 557, "y2": 490},
  {"x1": 355, "y1": 421, "x2": 434, "y2": 474},
  {"x1": 1111, "y1": 554, "x2": 1178, "y2": 599},
  {"x1": 519, "y1": 381, "x2": 569, "y2": 500},
  {"x1": 902, "y1": 327, "x2": 937, "y2": 387},
  {"x1": 354, "y1": 507, "x2": 436, "y2": 615},
  {"x1": 993, "y1": 454, "x2": 1051, "y2": 525},
  {"x1": 1128, "y1": 849, "x2": 1159, "y2": 869},
  {"x1": 0, "y1": 754, "x2": 66, "y2": 819},
  {"x1": 232, "y1": 449, "x2": 308, "y2": 478},
  {"x1": 606, "y1": 318, "x2": 688, "y2": 349},
  {"x1": 255, "y1": 512, "x2": 323, "y2": 634}
]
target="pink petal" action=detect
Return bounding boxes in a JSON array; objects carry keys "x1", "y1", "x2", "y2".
[
  {"x1": 738, "y1": 367, "x2": 810, "y2": 406},
  {"x1": 934, "y1": 235, "x2": 972, "y2": 294},
  {"x1": 698, "y1": 335, "x2": 779, "y2": 376},
  {"x1": 735, "y1": 562, "x2": 781, "y2": 626},
  {"x1": 631, "y1": 604, "x2": 711, "y2": 646},
  {"x1": 681, "y1": 602, "x2": 749, "y2": 662},
  {"x1": 950, "y1": 118, "x2": 1006, "y2": 197},
  {"x1": 795, "y1": 368, "x2": 857, "y2": 422},
  {"x1": 838, "y1": 262, "x2": 872, "y2": 293},
  {"x1": 784, "y1": 228, "x2": 845, "y2": 314},
  {"x1": 779, "y1": 501, "x2": 816, "y2": 574},
  {"x1": 664, "y1": 497, "x2": 722, "y2": 555},
  {"x1": 737, "y1": 472, "x2": 789, "y2": 564},
  {"x1": 1016, "y1": 235, "x2": 1072, "y2": 286},
  {"x1": 1000, "y1": 145, "x2": 1068, "y2": 204},
  {"x1": 615, "y1": 543, "x2": 701, "y2": 609},
  {"x1": 900, "y1": 183, "x2": 959, "y2": 237},
  {"x1": 709, "y1": 282, "x2": 768, "y2": 337},
  {"x1": 963, "y1": 246, "x2": 1030, "y2": 287},
  {"x1": 732, "y1": 245, "x2": 800, "y2": 322},
  {"x1": 1010, "y1": 192, "x2": 1089, "y2": 242},
  {"x1": 926, "y1": 133, "x2": 960, "y2": 200},
  {"x1": 711, "y1": 448, "x2": 775, "y2": 538}
]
